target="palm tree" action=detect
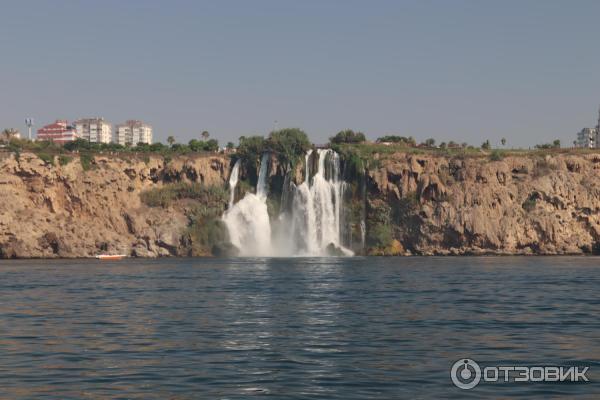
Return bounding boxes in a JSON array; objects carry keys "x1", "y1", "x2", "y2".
[
  {"x1": 201, "y1": 131, "x2": 210, "y2": 141},
  {"x1": 501, "y1": 137, "x2": 506, "y2": 147},
  {"x1": 167, "y1": 135, "x2": 176, "y2": 147},
  {"x1": 1, "y1": 128, "x2": 20, "y2": 143}
]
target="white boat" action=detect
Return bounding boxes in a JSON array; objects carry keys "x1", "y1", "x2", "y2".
[{"x1": 95, "y1": 254, "x2": 127, "y2": 260}]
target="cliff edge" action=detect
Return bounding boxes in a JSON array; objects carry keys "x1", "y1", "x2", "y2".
[
  {"x1": 0, "y1": 152, "x2": 228, "y2": 258},
  {"x1": 2, "y1": 149, "x2": 600, "y2": 257},
  {"x1": 367, "y1": 152, "x2": 600, "y2": 255}
]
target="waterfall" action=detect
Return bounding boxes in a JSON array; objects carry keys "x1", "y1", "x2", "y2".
[
  {"x1": 304, "y1": 149, "x2": 313, "y2": 183},
  {"x1": 293, "y1": 149, "x2": 351, "y2": 256},
  {"x1": 228, "y1": 159, "x2": 241, "y2": 209},
  {"x1": 360, "y1": 172, "x2": 367, "y2": 251},
  {"x1": 222, "y1": 154, "x2": 272, "y2": 256},
  {"x1": 223, "y1": 149, "x2": 352, "y2": 257},
  {"x1": 256, "y1": 153, "x2": 269, "y2": 199}
]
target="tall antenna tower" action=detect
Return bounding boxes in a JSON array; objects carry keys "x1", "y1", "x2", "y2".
[{"x1": 25, "y1": 117, "x2": 34, "y2": 141}]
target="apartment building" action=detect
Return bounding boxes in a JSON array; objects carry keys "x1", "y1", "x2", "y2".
[
  {"x1": 576, "y1": 127, "x2": 598, "y2": 148},
  {"x1": 73, "y1": 118, "x2": 112, "y2": 143},
  {"x1": 115, "y1": 120, "x2": 153, "y2": 145},
  {"x1": 37, "y1": 120, "x2": 79, "y2": 144}
]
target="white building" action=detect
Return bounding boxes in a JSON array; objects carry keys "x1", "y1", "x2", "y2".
[
  {"x1": 115, "y1": 120, "x2": 153, "y2": 146},
  {"x1": 73, "y1": 118, "x2": 112, "y2": 143},
  {"x1": 576, "y1": 127, "x2": 598, "y2": 148}
]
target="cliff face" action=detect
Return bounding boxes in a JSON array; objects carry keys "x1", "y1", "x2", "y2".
[
  {"x1": 0, "y1": 152, "x2": 229, "y2": 258},
  {"x1": 2, "y1": 150, "x2": 600, "y2": 258},
  {"x1": 368, "y1": 152, "x2": 600, "y2": 255}
]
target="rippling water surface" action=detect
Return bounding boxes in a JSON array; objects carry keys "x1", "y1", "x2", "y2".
[{"x1": 0, "y1": 257, "x2": 599, "y2": 398}]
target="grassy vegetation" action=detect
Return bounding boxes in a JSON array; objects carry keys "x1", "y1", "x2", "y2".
[
  {"x1": 80, "y1": 153, "x2": 94, "y2": 171},
  {"x1": 185, "y1": 202, "x2": 230, "y2": 256},
  {"x1": 489, "y1": 149, "x2": 505, "y2": 161},
  {"x1": 37, "y1": 152, "x2": 54, "y2": 165},
  {"x1": 366, "y1": 201, "x2": 394, "y2": 249},
  {"x1": 58, "y1": 155, "x2": 73, "y2": 166},
  {"x1": 2, "y1": 137, "x2": 221, "y2": 161},
  {"x1": 140, "y1": 182, "x2": 230, "y2": 255},
  {"x1": 140, "y1": 182, "x2": 228, "y2": 208}
]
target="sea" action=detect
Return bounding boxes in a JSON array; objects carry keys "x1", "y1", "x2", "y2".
[{"x1": 0, "y1": 256, "x2": 598, "y2": 399}]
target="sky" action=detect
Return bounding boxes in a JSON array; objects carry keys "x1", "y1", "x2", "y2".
[{"x1": 1, "y1": 0, "x2": 600, "y2": 147}]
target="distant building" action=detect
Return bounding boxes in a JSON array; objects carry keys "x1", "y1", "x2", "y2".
[
  {"x1": 37, "y1": 120, "x2": 79, "y2": 144},
  {"x1": 73, "y1": 118, "x2": 112, "y2": 143},
  {"x1": 576, "y1": 127, "x2": 598, "y2": 148},
  {"x1": 115, "y1": 120, "x2": 153, "y2": 145},
  {"x1": 576, "y1": 107, "x2": 600, "y2": 148}
]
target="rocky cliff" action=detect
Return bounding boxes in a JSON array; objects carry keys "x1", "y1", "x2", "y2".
[
  {"x1": 0, "y1": 152, "x2": 229, "y2": 258},
  {"x1": 367, "y1": 152, "x2": 600, "y2": 255},
  {"x1": 2, "y1": 149, "x2": 600, "y2": 258}
]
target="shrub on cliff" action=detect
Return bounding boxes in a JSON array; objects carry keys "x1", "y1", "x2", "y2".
[
  {"x1": 140, "y1": 183, "x2": 227, "y2": 208},
  {"x1": 535, "y1": 140, "x2": 561, "y2": 150},
  {"x1": 376, "y1": 135, "x2": 416, "y2": 146},
  {"x1": 185, "y1": 203, "x2": 229, "y2": 256},
  {"x1": 80, "y1": 153, "x2": 94, "y2": 171},
  {"x1": 489, "y1": 149, "x2": 504, "y2": 161},
  {"x1": 36, "y1": 152, "x2": 55, "y2": 165},
  {"x1": 58, "y1": 155, "x2": 73, "y2": 166}
]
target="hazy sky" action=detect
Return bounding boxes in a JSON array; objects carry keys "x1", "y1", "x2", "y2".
[{"x1": 1, "y1": 0, "x2": 600, "y2": 147}]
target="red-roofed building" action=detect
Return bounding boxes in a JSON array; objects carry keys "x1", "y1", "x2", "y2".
[{"x1": 37, "y1": 120, "x2": 80, "y2": 144}]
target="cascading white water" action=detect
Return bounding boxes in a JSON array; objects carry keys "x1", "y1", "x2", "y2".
[
  {"x1": 228, "y1": 159, "x2": 241, "y2": 208},
  {"x1": 292, "y1": 149, "x2": 352, "y2": 256},
  {"x1": 223, "y1": 150, "x2": 352, "y2": 257},
  {"x1": 222, "y1": 154, "x2": 272, "y2": 256}
]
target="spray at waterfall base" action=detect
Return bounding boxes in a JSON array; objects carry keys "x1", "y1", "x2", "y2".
[{"x1": 223, "y1": 150, "x2": 357, "y2": 257}]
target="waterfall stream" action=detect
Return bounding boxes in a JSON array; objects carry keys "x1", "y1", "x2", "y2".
[
  {"x1": 228, "y1": 159, "x2": 241, "y2": 209},
  {"x1": 223, "y1": 149, "x2": 352, "y2": 257}
]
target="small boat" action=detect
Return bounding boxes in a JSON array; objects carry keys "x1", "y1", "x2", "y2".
[{"x1": 95, "y1": 254, "x2": 127, "y2": 261}]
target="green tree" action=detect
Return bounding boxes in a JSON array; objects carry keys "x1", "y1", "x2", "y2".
[
  {"x1": 481, "y1": 140, "x2": 491, "y2": 150},
  {"x1": 329, "y1": 129, "x2": 366, "y2": 144},
  {"x1": 424, "y1": 138, "x2": 436, "y2": 147},
  {"x1": 205, "y1": 139, "x2": 219, "y2": 152},
  {"x1": 64, "y1": 138, "x2": 92, "y2": 152},
  {"x1": 267, "y1": 128, "x2": 311, "y2": 167},
  {"x1": 167, "y1": 135, "x2": 176, "y2": 147},
  {"x1": 226, "y1": 141, "x2": 235, "y2": 150},
  {"x1": 201, "y1": 131, "x2": 210, "y2": 140},
  {"x1": 237, "y1": 135, "x2": 266, "y2": 165},
  {"x1": 189, "y1": 139, "x2": 202, "y2": 152},
  {"x1": 553, "y1": 139, "x2": 561, "y2": 148},
  {"x1": 501, "y1": 137, "x2": 506, "y2": 147}
]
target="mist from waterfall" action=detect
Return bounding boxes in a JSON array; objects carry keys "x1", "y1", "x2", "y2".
[
  {"x1": 223, "y1": 150, "x2": 353, "y2": 257},
  {"x1": 222, "y1": 154, "x2": 272, "y2": 256}
]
